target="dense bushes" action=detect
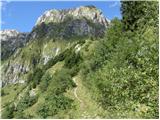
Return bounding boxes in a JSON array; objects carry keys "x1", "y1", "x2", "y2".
[
  {"x1": 39, "y1": 67, "x2": 77, "y2": 93},
  {"x1": 27, "y1": 67, "x2": 44, "y2": 88},
  {"x1": 2, "y1": 104, "x2": 14, "y2": 118},
  {"x1": 39, "y1": 72, "x2": 52, "y2": 92},
  {"x1": 81, "y1": 1, "x2": 158, "y2": 117},
  {"x1": 121, "y1": 1, "x2": 158, "y2": 30},
  {"x1": 2, "y1": 91, "x2": 38, "y2": 119},
  {"x1": 81, "y1": 18, "x2": 123, "y2": 74},
  {"x1": 43, "y1": 48, "x2": 73, "y2": 70},
  {"x1": 82, "y1": 20, "x2": 158, "y2": 118},
  {"x1": 10, "y1": 92, "x2": 38, "y2": 118},
  {"x1": 15, "y1": 92, "x2": 38, "y2": 112},
  {"x1": 37, "y1": 68, "x2": 76, "y2": 118},
  {"x1": 37, "y1": 94, "x2": 74, "y2": 118},
  {"x1": 43, "y1": 52, "x2": 65, "y2": 70},
  {"x1": 1, "y1": 89, "x2": 5, "y2": 96},
  {"x1": 46, "y1": 68, "x2": 76, "y2": 94},
  {"x1": 64, "y1": 51, "x2": 82, "y2": 68}
]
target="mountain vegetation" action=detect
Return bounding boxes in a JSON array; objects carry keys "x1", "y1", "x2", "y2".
[{"x1": 1, "y1": 1, "x2": 159, "y2": 119}]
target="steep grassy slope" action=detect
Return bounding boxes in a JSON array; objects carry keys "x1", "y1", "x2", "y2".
[
  {"x1": 1, "y1": 35, "x2": 106, "y2": 118},
  {"x1": 1, "y1": 2, "x2": 158, "y2": 119},
  {"x1": 1, "y1": 24, "x2": 158, "y2": 118},
  {"x1": 1, "y1": 20, "x2": 158, "y2": 118}
]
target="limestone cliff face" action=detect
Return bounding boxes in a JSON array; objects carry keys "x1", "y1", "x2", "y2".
[
  {"x1": 2, "y1": 6, "x2": 110, "y2": 86},
  {"x1": 36, "y1": 6, "x2": 109, "y2": 26},
  {"x1": 30, "y1": 6, "x2": 110, "y2": 39},
  {"x1": 1, "y1": 30, "x2": 28, "y2": 60}
]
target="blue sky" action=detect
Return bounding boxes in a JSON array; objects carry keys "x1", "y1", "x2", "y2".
[{"x1": 1, "y1": 1, "x2": 121, "y2": 32}]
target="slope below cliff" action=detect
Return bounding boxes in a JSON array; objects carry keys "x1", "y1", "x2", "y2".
[
  {"x1": 1, "y1": 6, "x2": 111, "y2": 119},
  {"x1": 1, "y1": 5, "x2": 109, "y2": 86}
]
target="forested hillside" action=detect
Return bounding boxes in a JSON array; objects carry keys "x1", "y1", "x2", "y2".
[{"x1": 1, "y1": 1, "x2": 159, "y2": 119}]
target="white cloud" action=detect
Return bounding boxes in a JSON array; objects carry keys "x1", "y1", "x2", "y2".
[{"x1": 109, "y1": 1, "x2": 120, "y2": 8}]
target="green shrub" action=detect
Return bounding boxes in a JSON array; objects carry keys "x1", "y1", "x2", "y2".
[
  {"x1": 37, "y1": 94, "x2": 74, "y2": 118},
  {"x1": 14, "y1": 111, "x2": 25, "y2": 119},
  {"x1": 39, "y1": 72, "x2": 52, "y2": 92},
  {"x1": 82, "y1": 16, "x2": 158, "y2": 118},
  {"x1": 16, "y1": 92, "x2": 38, "y2": 112},
  {"x1": 37, "y1": 104, "x2": 49, "y2": 118},
  {"x1": 47, "y1": 68, "x2": 76, "y2": 95},
  {"x1": 121, "y1": 1, "x2": 158, "y2": 30},
  {"x1": 27, "y1": 67, "x2": 44, "y2": 88},
  {"x1": 2, "y1": 104, "x2": 14, "y2": 119},
  {"x1": 37, "y1": 68, "x2": 76, "y2": 118},
  {"x1": 1, "y1": 89, "x2": 5, "y2": 96},
  {"x1": 64, "y1": 51, "x2": 82, "y2": 68}
]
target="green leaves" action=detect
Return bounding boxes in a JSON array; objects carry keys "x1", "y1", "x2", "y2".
[
  {"x1": 37, "y1": 68, "x2": 76, "y2": 118},
  {"x1": 16, "y1": 92, "x2": 38, "y2": 112},
  {"x1": 1, "y1": 104, "x2": 14, "y2": 119},
  {"x1": 121, "y1": 1, "x2": 158, "y2": 31},
  {"x1": 64, "y1": 51, "x2": 82, "y2": 68},
  {"x1": 37, "y1": 95, "x2": 74, "y2": 118},
  {"x1": 81, "y1": 14, "x2": 158, "y2": 118}
]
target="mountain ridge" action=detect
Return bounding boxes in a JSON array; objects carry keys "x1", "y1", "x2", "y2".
[
  {"x1": 35, "y1": 5, "x2": 109, "y2": 26},
  {"x1": 1, "y1": 5, "x2": 109, "y2": 86}
]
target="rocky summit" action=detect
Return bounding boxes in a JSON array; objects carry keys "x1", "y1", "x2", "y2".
[
  {"x1": 30, "y1": 6, "x2": 110, "y2": 39},
  {"x1": 36, "y1": 6, "x2": 109, "y2": 26}
]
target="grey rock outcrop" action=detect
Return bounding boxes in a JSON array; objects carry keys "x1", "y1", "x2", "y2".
[
  {"x1": 1, "y1": 60, "x2": 30, "y2": 86},
  {"x1": 1, "y1": 29, "x2": 28, "y2": 60},
  {"x1": 36, "y1": 6, "x2": 109, "y2": 27},
  {"x1": 30, "y1": 5, "x2": 110, "y2": 39}
]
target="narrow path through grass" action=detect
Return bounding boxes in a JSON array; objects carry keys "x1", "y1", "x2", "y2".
[
  {"x1": 72, "y1": 77, "x2": 84, "y2": 109},
  {"x1": 69, "y1": 74, "x2": 108, "y2": 118}
]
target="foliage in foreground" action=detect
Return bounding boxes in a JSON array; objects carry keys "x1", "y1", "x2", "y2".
[{"x1": 81, "y1": 1, "x2": 158, "y2": 118}]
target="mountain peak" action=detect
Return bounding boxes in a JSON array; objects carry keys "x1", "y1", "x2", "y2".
[
  {"x1": 0, "y1": 29, "x2": 20, "y2": 39},
  {"x1": 35, "y1": 6, "x2": 109, "y2": 27}
]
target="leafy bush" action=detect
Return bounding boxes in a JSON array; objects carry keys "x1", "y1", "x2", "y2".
[
  {"x1": 46, "y1": 68, "x2": 76, "y2": 95},
  {"x1": 64, "y1": 51, "x2": 82, "y2": 68},
  {"x1": 37, "y1": 68, "x2": 76, "y2": 118},
  {"x1": 121, "y1": 1, "x2": 158, "y2": 30},
  {"x1": 39, "y1": 72, "x2": 52, "y2": 92},
  {"x1": 27, "y1": 67, "x2": 44, "y2": 88},
  {"x1": 1, "y1": 89, "x2": 5, "y2": 96},
  {"x1": 16, "y1": 92, "x2": 38, "y2": 112},
  {"x1": 1, "y1": 104, "x2": 14, "y2": 119},
  {"x1": 82, "y1": 16, "x2": 158, "y2": 118},
  {"x1": 14, "y1": 111, "x2": 26, "y2": 119},
  {"x1": 32, "y1": 68, "x2": 44, "y2": 87},
  {"x1": 37, "y1": 94, "x2": 74, "y2": 118}
]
